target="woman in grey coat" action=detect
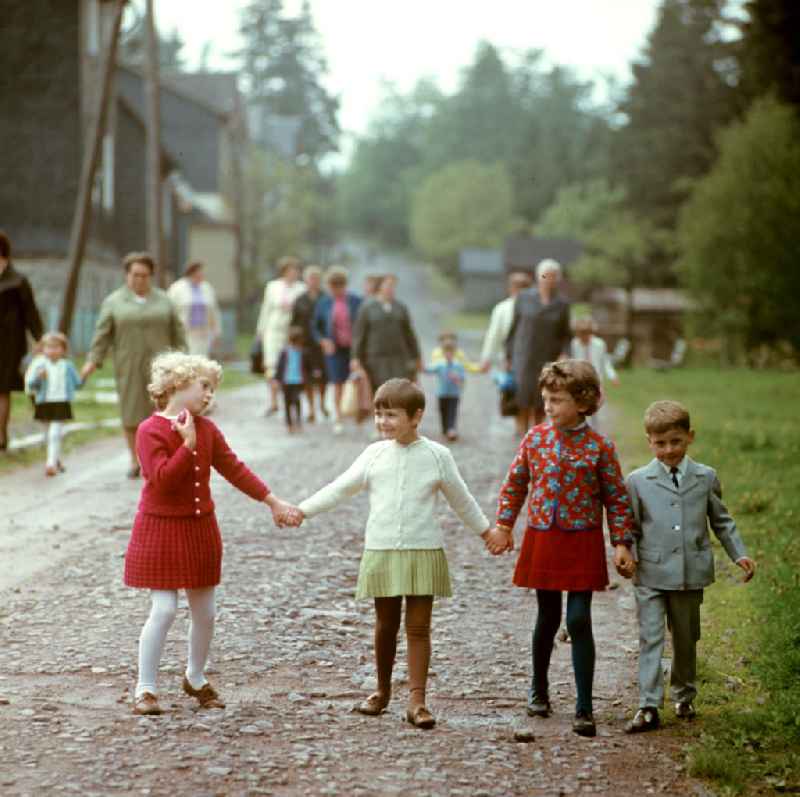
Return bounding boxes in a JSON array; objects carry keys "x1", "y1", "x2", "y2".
[
  {"x1": 506, "y1": 259, "x2": 571, "y2": 434},
  {"x1": 351, "y1": 275, "x2": 421, "y2": 391}
]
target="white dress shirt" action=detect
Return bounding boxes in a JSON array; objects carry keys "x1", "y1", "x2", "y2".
[
  {"x1": 299, "y1": 436, "x2": 490, "y2": 549},
  {"x1": 658, "y1": 456, "x2": 688, "y2": 485}
]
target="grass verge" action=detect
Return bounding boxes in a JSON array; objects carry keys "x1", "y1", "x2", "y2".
[{"x1": 612, "y1": 367, "x2": 800, "y2": 794}]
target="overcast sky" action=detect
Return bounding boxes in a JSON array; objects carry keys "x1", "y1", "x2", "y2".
[{"x1": 140, "y1": 1, "x2": 662, "y2": 140}]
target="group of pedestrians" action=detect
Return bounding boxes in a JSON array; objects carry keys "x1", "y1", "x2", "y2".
[
  {"x1": 257, "y1": 259, "x2": 421, "y2": 435},
  {"x1": 0, "y1": 234, "x2": 222, "y2": 478},
  {"x1": 2, "y1": 236, "x2": 760, "y2": 748}
]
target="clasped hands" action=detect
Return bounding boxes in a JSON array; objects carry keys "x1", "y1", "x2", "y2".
[
  {"x1": 482, "y1": 526, "x2": 514, "y2": 555},
  {"x1": 264, "y1": 495, "x2": 304, "y2": 528}
]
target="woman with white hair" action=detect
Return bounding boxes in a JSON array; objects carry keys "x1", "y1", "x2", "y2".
[{"x1": 506, "y1": 258, "x2": 571, "y2": 434}]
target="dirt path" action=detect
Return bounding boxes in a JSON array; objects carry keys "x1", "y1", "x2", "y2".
[{"x1": 0, "y1": 251, "x2": 706, "y2": 796}]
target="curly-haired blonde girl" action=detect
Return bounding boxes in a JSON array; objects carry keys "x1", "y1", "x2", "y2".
[
  {"x1": 124, "y1": 349, "x2": 299, "y2": 717},
  {"x1": 147, "y1": 351, "x2": 222, "y2": 411}
]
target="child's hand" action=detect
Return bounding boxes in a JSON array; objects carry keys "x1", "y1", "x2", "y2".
[
  {"x1": 736, "y1": 557, "x2": 756, "y2": 582},
  {"x1": 265, "y1": 495, "x2": 302, "y2": 528},
  {"x1": 614, "y1": 544, "x2": 636, "y2": 578},
  {"x1": 172, "y1": 409, "x2": 196, "y2": 449},
  {"x1": 37, "y1": 367, "x2": 47, "y2": 379},
  {"x1": 482, "y1": 526, "x2": 514, "y2": 555}
]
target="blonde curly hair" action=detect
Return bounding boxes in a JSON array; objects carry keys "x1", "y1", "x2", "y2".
[{"x1": 147, "y1": 351, "x2": 222, "y2": 410}]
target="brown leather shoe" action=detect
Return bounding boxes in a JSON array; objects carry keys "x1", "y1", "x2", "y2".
[
  {"x1": 406, "y1": 704, "x2": 436, "y2": 729},
  {"x1": 182, "y1": 676, "x2": 225, "y2": 708},
  {"x1": 355, "y1": 692, "x2": 390, "y2": 716},
  {"x1": 132, "y1": 692, "x2": 163, "y2": 716}
]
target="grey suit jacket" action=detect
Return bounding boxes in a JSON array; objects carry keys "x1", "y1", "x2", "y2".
[{"x1": 625, "y1": 458, "x2": 747, "y2": 591}]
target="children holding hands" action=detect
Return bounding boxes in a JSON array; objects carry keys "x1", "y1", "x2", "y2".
[
  {"x1": 485, "y1": 360, "x2": 636, "y2": 737},
  {"x1": 291, "y1": 378, "x2": 492, "y2": 728},
  {"x1": 623, "y1": 400, "x2": 755, "y2": 733},
  {"x1": 125, "y1": 351, "x2": 299, "y2": 716}
]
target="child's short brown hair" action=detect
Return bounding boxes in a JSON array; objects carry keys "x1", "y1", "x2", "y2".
[
  {"x1": 41, "y1": 331, "x2": 70, "y2": 353},
  {"x1": 374, "y1": 378, "x2": 425, "y2": 416},
  {"x1": 644, "y1": 400, "x2": 691, "y2": 435},
  {"x1": 538, "y1": 359, "x2": 602, "y2": 416},
  {"x1": 287, "y1": 325, "x2": 304, "y2": 346}
]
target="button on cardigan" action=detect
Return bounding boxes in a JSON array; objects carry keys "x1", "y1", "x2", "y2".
[{"x1": 299, "y1": 437, "x2": 490, "y2": 549}]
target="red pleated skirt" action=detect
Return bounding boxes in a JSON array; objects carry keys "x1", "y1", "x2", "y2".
[
  {"x1": 124, "y1": 511, "x2": 223, "y2": 590},
  {"x1": 512, "y1": 525, "x2": 609, "y2": 592}
]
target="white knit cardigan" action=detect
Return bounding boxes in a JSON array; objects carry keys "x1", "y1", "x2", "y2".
[{"x1": 299, "y1": 437, "x2": 490, "y2": 549}]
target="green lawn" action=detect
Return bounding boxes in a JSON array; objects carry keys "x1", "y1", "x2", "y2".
[{"x1": 612, "y1": 367, "x2": 800, "y2": 794}]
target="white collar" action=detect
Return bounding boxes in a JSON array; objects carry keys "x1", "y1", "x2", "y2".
[{"x1": 658, "y1": 456, "x2": 688, "y2": 477}]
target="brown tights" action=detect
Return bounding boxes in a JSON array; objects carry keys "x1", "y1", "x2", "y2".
[{"x1": 373, "y1": 595, "x2": 433, "y2": 710}]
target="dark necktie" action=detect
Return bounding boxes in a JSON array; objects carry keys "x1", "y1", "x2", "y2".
[{"x1": 670, "y1": 466, "x2": 680, "y2": 489}]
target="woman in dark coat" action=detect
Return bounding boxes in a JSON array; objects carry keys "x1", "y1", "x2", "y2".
[
  {"x1": 351, "y1": 274, "x2": 421, "y2": 391},
  {"x1": 290, "y1": 264, "x2": 328, "y2": 422},
  {"x1": 506, "y1": 259, "x2": 571, "y2": 435},
  {"x1": 0, "y1": 231, "x2": 44, "y2": 450}
]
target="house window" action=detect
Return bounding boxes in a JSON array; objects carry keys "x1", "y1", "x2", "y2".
[
  {"x1": 86, "y1": 0, "x2": 100, "y2": 55},
  {"x1": 102, "y1": 134, "x2": 114, "y2": 212}
]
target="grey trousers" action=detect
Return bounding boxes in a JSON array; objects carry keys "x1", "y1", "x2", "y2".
[{"x1": 635, "y1": 585, "x2": 703, "y2": 708}]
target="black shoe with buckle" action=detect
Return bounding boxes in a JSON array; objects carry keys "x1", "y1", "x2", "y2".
[
  {"x1": 674, "y1": 701, "x2": 696, "y2": 719},
  {"x1": 572, "y1": 711, "x2": 596, "y2": 737},
  {"x1": 625, "y1": 706, "x2": 660, "y2": 734},
  {"x1": 526, "y1": 688, "x2": 551, "y2": 717}
]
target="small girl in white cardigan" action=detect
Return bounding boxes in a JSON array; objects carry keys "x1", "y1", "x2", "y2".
[{"x1": 296, "y1": 378, "x2": 492, "y2": 729}]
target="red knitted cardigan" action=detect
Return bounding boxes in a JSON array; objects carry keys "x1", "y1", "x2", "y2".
[{"x1": 135, "y1": 414, "x2": 269, "y2": 517}]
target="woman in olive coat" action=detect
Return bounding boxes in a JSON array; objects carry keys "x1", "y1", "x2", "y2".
[
  {"x1": 0, "y1": 231, "x2": 44, "y2": 450},
  {"x1": 81, "y1": 252, "x2": 186, "y2": 477}
]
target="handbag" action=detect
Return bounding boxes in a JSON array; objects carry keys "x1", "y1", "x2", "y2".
[
  {"x1": 250, "y1": 337, "x2": 264, "y2": 375},
  {"x1": 340, "y1": 377, "x2": 359, "y2": 419}
]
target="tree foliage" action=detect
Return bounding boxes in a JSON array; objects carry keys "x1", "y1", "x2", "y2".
[
  {"x1": 338, "y1": 43, "x2": 612, "y2": 250},
  {"x1": 738, "y1": 0, "x2": 800, "y2": 108},
  {"x1": 614, "y1": 0, "x2": 738, "y2": 228},
  {"x1": 410, "y1": 160, "x2": 517, "y2": 276},
  {"x1": 677, "y1": 97, "x2": 800, "y2": 353},
  {"x1": 239, "y1": 146, "x2": 334, "y2": 293},
  {"x1": 237, "y1": 0, "x2": 340, "y2": 163}
]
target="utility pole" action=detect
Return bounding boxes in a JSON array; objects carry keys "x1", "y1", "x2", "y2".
[
  {"x1": 145, "y1": 0, "x2": 164, "y2": 286},
  {"x1": 59, "y1": 0, "x2": 127, "y2": 335}
]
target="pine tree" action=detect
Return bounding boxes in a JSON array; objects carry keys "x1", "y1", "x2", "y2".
[
  {"x1": 738, "y1": 0, "x2": 800, "y2": 107},
  {"x1": 237, "y1": 0, "x2": 339, "y2": 162},
  {"x1": 614, "y1": 0, "x2": 737, "y2": 228}
]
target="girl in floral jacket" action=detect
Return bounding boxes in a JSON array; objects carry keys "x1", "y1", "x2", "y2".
[{"x1": 486, "y1": 360, "x2": 636, "y2": 738}]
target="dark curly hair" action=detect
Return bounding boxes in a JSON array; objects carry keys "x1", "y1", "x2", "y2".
[{"x1": 538, "y1": 359, "x2": 602, "y2": 416}]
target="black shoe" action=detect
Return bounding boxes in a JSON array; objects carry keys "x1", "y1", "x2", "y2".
[
  {"x1": 526, "y1": 688, "x2": 551, "y2": 717},
  {"x1": 674, "y1": 701, "x2": 696, "y2": 719},
  {"x1": 624, "y1": 707, "x2": 660, "y2": 734},
  {"x1": 572, "y1": 711, "x2": 596, "y2": 737}
]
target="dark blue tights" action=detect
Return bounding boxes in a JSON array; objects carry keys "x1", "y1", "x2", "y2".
[{"x1": 532, "y1": 590, "x2": 595, "y2": 715}]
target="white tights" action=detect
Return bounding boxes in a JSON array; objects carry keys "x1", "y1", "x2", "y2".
[
  {"x1": 136, "y1": 587, "x2": 216, "y2": 698},
  {"x1": 45, "y1": 421, "x2": 63, "y2": 468}
]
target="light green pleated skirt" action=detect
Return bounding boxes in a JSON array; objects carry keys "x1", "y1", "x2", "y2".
[{"x1": 355, "y1": 548, "x2": 452, "y2": 600}]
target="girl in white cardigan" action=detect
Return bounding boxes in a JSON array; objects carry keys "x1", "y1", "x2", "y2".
[{"x1": 297, "y1": 378, "x2": 492, "y2": 729}]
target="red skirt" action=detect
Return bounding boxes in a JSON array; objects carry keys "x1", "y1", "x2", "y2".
[
  {"x1": 124, "y1": 512, "x2": 223, "y2": 590},
  {"x1": 513, "y1": 525, "x2": 609, "y2": 592}
]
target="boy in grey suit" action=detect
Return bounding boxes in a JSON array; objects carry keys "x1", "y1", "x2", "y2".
[{"x1": 624, "y1": 400, "x2": 756, "y2": 733}]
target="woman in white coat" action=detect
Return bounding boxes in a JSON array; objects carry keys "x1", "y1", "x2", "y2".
[
  {"x1": 167, "y1": 262, "x2": 221, "y2": 356},
  {"x1": 256, "y1": 256, "x2": 306, "y2": 415}
]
